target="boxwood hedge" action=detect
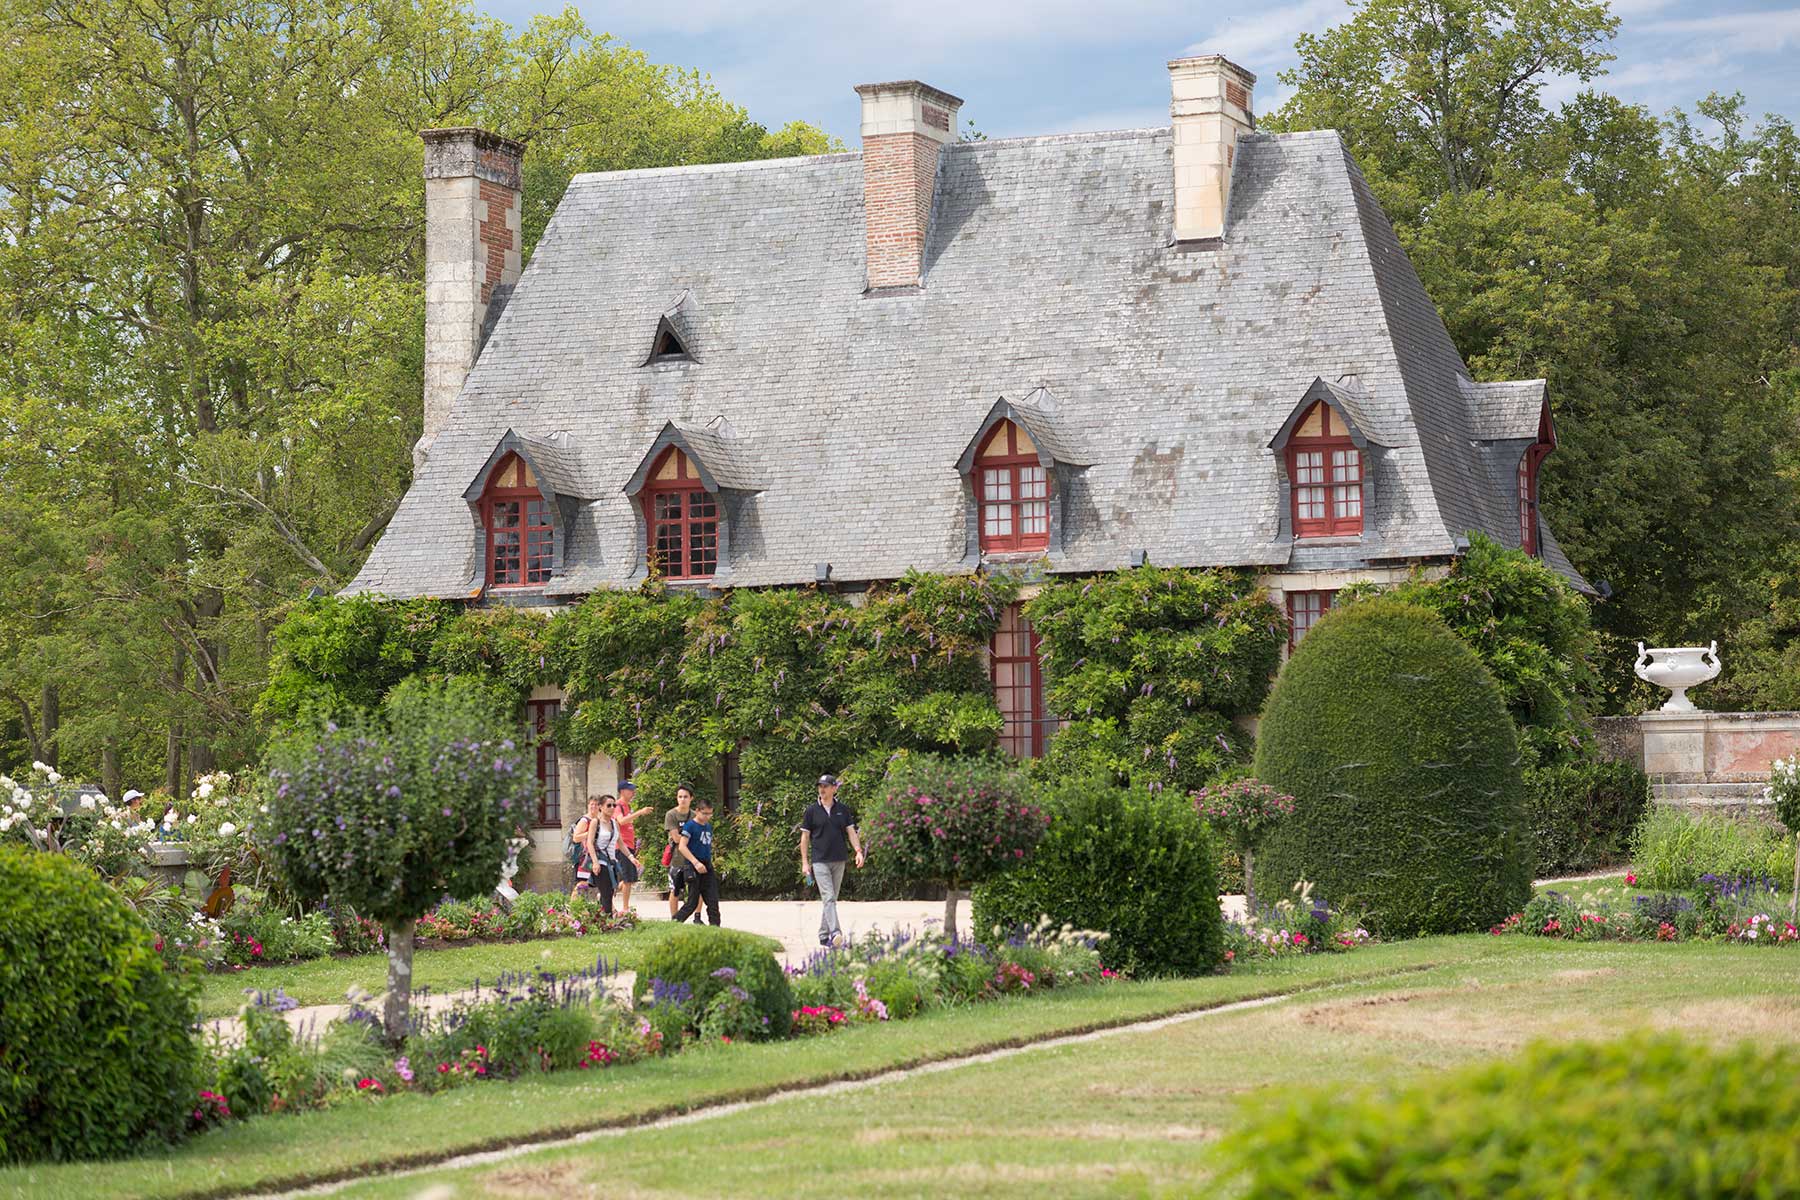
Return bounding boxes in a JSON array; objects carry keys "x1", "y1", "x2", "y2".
[
  {"x1": 630, "y1": 925, "x2": 793, "y2": 1038},
  {"x1": 1253, "y1": 598, "x2": 1530, "y2": 935},
  {"x1": 0, "y1": 847, "x2": 200, "y2": 1163},
  {"x1": 971, "y1": 777, "x2": 1225, "y2": 977}
]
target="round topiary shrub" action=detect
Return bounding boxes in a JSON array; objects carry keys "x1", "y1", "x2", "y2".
[
  {"x1": 0, "y1": 846, "x2": 200, "y2": 1163},
  {"x1": 971, "y1": 777, "x2": 1225, "y2": 976},
  {"x1": 1254, "y1": 599, "x2": 1530, "y2": 935},
  {"x1": 631, "y1": 926, "x2": 794, "y2": 1039},
  {"x1": 1225, "y1": 1034, "x2": 1800, "y2": 1197}
]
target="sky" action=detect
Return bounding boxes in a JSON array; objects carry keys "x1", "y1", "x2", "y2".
[{"x1": 473, "y1": 0, "x2": 1800, "y2": 144}]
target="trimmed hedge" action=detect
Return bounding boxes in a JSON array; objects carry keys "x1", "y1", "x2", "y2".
[
  {"x1": 630, "y1": 926, "x2": 794, "y2": 1038},
  {"x1": 1254, "y1": 599, "x2": 1530, "y2": 936},
  {"x1": 1524, "y1": 758, "x2": 1650, "y2": 877},
  {"x1": 971, "y1": 777, "x2": 1225, "y2": 977},
  {"x1": 0, "y1": 847, "x2": 201, "y2": 1163},
  {"x1": 1226, "y1": 1035, "x2": 1800, "y2": 1197}
]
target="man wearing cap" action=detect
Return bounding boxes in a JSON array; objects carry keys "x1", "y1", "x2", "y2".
[{"x1": 799, "y1": 774, "x2": 863, "y2": 947}]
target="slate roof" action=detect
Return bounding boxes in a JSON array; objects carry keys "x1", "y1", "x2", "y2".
[{"x1": 349, "y1": 125, "x2": 1589, "y2": 598}]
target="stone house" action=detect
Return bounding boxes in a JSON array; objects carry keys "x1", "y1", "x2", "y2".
[{"x1": 347, "y1": 55, "x2": 1589, "y2": 878}]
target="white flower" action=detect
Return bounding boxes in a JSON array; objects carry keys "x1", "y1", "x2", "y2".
[
  {"x1": 79, "y1": 795, "x2": 96, "y2": 810},
  {"x1": 186, "y1": 813, "x2": 196, "y2": 824},
  {"x1": 218, "y1": 822, "x2": 237, "y2": 837},
  {"x1": 195, "y1": 780, "x2": 214, "y2": 799}
]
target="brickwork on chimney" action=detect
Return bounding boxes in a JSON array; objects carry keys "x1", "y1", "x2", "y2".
[
  {"x1": 477, "y1": 181, "x2": 517, "y2": 304},
  {"x1": 855, "y1": 80, "x2": 963, "y2": 292},
  {"x1": 862, "y1": 131, "x2": 943, "y2": 290}
]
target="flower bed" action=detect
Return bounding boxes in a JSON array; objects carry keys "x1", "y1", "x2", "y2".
[
  {"x1": 1498, "y1": 874, "x2": 1799, "y2": 945},
  {"x1": 1223, "y1": 881, "x2": 1375, "y2": 963},
  {"x1": 188, "y1": 922, "x2": 1118, "y2": 1136}
]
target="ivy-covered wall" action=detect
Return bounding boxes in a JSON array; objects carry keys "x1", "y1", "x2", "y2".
[{"x1": 260, "y1": 567, "x2": 1286, "y2": 894}]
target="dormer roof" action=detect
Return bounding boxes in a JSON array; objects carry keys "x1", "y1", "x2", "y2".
[
  {"x1": 955, "y1": 390, "x2": 1088, "y2": 472},
  {"x1": 623, "y1": 421, "x2": 764, "y2": 495}
]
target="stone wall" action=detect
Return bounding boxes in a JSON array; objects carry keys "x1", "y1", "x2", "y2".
[{"x1": 1599, "y1": 709, "x2": 1800, "y2": 825}]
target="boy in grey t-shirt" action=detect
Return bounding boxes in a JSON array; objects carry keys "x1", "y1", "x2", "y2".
[{"x1": 663, "y1": 784, "x2": 701, "y2": 922}]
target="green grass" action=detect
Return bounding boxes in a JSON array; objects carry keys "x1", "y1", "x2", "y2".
[
  {"x1": 1, "y1": 941, "x2": 1477, "y2": 1200},
  {"x1": 192, "y1": 922, "x2": 700, "y2": 1019},
  {"x1": 336, "y1": 939, "x2": 1800, "y2": 1200}
]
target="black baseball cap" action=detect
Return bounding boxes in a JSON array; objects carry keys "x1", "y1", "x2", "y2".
[{"x1": 818, "y1": 774, "x2": 840, "y2": 787}]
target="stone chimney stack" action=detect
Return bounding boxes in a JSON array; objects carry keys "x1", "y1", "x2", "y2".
[
  {"x1": 1168, "y1": 55, "x2": 1255, "y2": 243},
  {"x1": 855, "y1": 80, "x2": 963, "y2": 291},
  {"x1": 419, "y1": 127, "x2": 525, "y2": 459}
]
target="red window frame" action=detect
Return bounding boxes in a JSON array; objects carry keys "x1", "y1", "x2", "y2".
[
  {"x1": 482, "y1": 453, "x2": 554, "y2": 588},
  {"x1": 1518, "y1": 445, "x2": 1548, "y2": 556},
  {"x1": 641, "y1": 448, "x2": 719, "y2": 580},
  {"x1": 974, "y1": 421, "x2": 1050, "y2": 554},
  {"x1": 991, "y1": 603, "x2": 1047, "y2": 758},
  {"x1": 1288, "y1": 404, "x2": 1363, "y2": 538},
  {"x1": 527, "y1": 699, "x2": 561, "y2": 828},
  {"x1": 1286, "y1": 590, "x2": 1334, "y2": 651}
]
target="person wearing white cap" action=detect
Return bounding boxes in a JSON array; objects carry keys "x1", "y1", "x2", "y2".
[{"x1": 799, "y1": 773, "x2": 863, "y2": 947}]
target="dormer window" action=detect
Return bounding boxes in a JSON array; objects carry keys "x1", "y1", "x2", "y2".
[
  {"x1": 974, "y1": 420, "x2": 1049, "y2": 553},
  {"x1": 642, "y1": 448, "x2": 717, "y2": 579},
  {"x1": 482, "y1": 453, "x2": 554, "y2": 587},
  {"x1": 643, "y1": 315, "x2": 692, "y2": 364},
  {"x1": 1518, "y1": 445, "x2": 1549, "y2": 556},
  {"x1": 1287, "y1": 402, "x2": 1362, "y2": 538}
]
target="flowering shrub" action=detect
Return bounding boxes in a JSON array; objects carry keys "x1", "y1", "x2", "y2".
[
  {"x1": 1728, "y1": 913, "x2": 1800, "y2": 944},
  {"x1": 188, "y1": 1091, "x2": 231, "y2": 1132},
  {"x1": 1502, "y1": 875, "x2": 1797, "y2": 945},
  {"x1": 992, "y1": 962, "x2": 1036, "y2": 993},
  {"x1": 1192, "y1": 777, "x2": 1295, "y2": 907},
  {"x1": 868, "y1": 754, "x2": 1048, "y2": 926},
  {"x1": 0, "y1": 762, "x2": 158, "y2": 876},
  {"x1": 1768, "y1": 755, "x2": 1800, "y2": 834}
]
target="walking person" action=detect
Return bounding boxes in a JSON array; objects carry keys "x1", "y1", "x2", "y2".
[
  {"x1": 799, "y1": 773, "x2": 864, "y2": 947},
  {"x1": 614, "y1": 780, "x2": 650, "y2": 912},
  {"x1": 673, "y1": 799, "x2": 721, "y2": 926},
  {"x1": 663, "y1": 783, "x2": 699, "y2": 921},
  {"x1": 567, "y1": 796, "x2": 616, "y2": 913}
]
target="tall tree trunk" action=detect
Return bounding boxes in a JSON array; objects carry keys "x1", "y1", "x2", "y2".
[
  {"x1": 382, "y1": 917, "x2": 417, "y2": 1045},
  {"x1": 165, "y1": 644, "x2": 187, "y2": 797},
  {"x1": 38, "y1": 683, "x2": 58, "y2": 769},
  {"x1": 942, "y1": 884, "x2": 964, "y2": 936},
  {"x1": 101, "y1": 739, "x2": 123, "y2": 805}
]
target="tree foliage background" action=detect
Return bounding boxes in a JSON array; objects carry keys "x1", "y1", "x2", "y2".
[
  {"x1": 0, "y1": 0, "x2": 833, "y2": 794},
  {"x1": 1267, "y1": 0, "x2": 1800, "y2": 709}
]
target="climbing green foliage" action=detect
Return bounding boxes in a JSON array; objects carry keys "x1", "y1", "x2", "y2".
[
  {"x1": 1254, "y1": 598, "x2": 1531, "y2": 936},
  {"x1": 1338, "y1": 534, "x2": 1598, "y2": 767},
  {"x1": 1026, "y1": 567, "x2": 1282, "y2": 792}
]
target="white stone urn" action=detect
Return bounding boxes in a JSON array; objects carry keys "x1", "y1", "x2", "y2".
[{"x1": 1635, "y1": 642, "x2": 1720, "y2": 712}]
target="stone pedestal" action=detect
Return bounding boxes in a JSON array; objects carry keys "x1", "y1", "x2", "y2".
[
  {"x1": 1609, "y1": 710, "x2": 1800, "y2": 824},
  {"x1": 145, "y1": 842, "x2": 191, "y2": 890}
]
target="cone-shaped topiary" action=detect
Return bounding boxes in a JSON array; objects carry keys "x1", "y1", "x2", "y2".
[{"x1": 1254, "y1": 598, "x2": 1530, "y2": 935}]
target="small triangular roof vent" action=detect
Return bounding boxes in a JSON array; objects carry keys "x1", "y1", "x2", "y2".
[{"x1": 643, "y1": 314, "x2": 694, "y2": 365}]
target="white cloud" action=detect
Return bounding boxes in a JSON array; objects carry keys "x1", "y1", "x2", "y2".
[
  {"x1": 1187, "y1": 0, "x2": 1350, "y2": 63},
  {"x1": 1642, "y1": 7, "x2": 1800, "y2": 51}
]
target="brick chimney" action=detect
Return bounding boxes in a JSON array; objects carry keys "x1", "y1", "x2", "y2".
[
  {"x1": 419, "y1": 127, "x2": 525, "y2": 460},
  {"x1": 855, "y1": 80, "x2": 963, "y2": 291},
  {"x1": 1168, "y1": 55, "x2": 1255, "y2": 243}
]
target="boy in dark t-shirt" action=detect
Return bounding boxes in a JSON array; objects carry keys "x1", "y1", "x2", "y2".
[{"x1": 673, "y1": 801, "x2": 721, "y2": 926}]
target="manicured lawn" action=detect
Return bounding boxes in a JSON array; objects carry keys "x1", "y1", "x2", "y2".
[
  {"x1": 334, "y1": 938, "x2": 1800, "y2": 1200},
  {"x1": 192, "y1": 922, "x2": 700, "y2": 1019},
  {"x1": 1, "y1": 940, "x2": 1475, "y2": 1200},
  {"x1": 1533, "y1": 871, "x2": 1629, "y2": 893}
]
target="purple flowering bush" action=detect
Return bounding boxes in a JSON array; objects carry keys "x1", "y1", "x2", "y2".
[
  {"x1": 867, "y1": 753, "x2": 1048, "y2": 927},
  {"x1": 262, "y1": 676, "x2": 533, "y2": 1040}
]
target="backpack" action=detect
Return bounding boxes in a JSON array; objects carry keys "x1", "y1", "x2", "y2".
[{"x1": 564, "y1": 817, "x2": 589, "y2": 867}]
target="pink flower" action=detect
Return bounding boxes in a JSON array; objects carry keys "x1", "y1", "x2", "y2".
[{"x1": 1625, "y1": 872, "x2": 1638, "y2": 885}]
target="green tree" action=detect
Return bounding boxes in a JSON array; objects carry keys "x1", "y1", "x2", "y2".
[
  {"x1": 0, "y1": 0, "x2": 834, "y2": 793},
  {"x1": 262, "y1": 677, "x2": 530, "y2": 1041}
]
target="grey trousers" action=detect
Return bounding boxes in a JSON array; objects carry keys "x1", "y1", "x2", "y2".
[{"x1": 812, "y1": 860, "x2": 847, "y2": 942}]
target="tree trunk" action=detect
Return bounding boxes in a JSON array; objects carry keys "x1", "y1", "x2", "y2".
[
  {"x1": 382, "y1": 917, "x2": 417, "y2": 1045},
  {"x1": 1243, "y1": 846, "x2": 1256, "y2": 916},
  {"x1": 943, "y1": 885, "x2": 963, "y2": 936},
  {"x1": 38, "y1": 683, "x2": 58, "y2": 770},
  {"x1": 101, "y1": 739, "x2": 123, "y2": 805}
]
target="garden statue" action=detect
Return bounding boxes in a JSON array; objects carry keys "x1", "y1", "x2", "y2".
[
  {"x1": 1634, "y1": 642, "x2": 1721, "y2": 712},
  {"x1": 495, "y1": 835, "x2": 530, "y2": 904}
]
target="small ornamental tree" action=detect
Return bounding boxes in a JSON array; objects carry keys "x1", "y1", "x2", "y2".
[
  {"x1": 1770, "y1": 755, "x2": 1800, "y2": 920},
  {"x1": 867, "y1": 753, "x2": 1048, "y2": 928},
  {"x1": 1193, "y1": 778, "x2": 1295, "y2": 912},
  {"x1": 263, "y1": 677, "x2": 531, "y2": 1041}
]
